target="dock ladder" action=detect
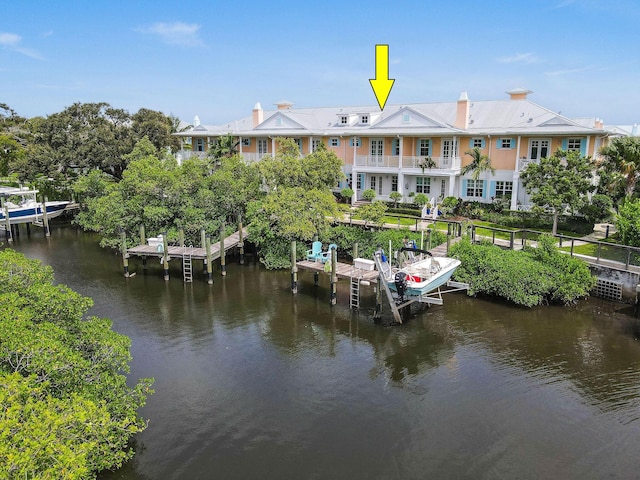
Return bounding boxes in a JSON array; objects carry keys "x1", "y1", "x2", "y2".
[
  {"x1": 350, "y1": 276, "x2": 360, "y2": 309},
  {"x1": 183, "y1": 246, "x2": 194, "y2": 283}
]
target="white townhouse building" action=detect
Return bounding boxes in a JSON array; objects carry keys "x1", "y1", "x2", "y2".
[{"x1": 175, "y1": 89, "x2": 615, "y2": 210}]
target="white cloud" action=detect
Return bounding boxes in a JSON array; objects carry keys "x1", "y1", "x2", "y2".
[
  {"x1": 0, "y1": 32, "x2": 21, "y2": 46},
  {"x1": 544, "y1": 65, "x2": 595, "y2": 76},
  {"x1": 496, "y1": 53, "x2": 540, "y2": 64},
  {"x1": 136, "y1": 22, "x2": 204, "y2": 47},
  {"x1": 0, "y1": 31, "x2": 43, "y2": 60}
]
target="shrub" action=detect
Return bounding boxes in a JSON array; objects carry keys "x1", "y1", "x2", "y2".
[
  {"x1": 361, "y1": 189, "x2": 376, "y2": 201},
  {"x1": 617, "y1": 198, "x2": 640, "y2": 247},
  {"x1": 450, "y1": 235, "x2": 596, "y2": 306}
]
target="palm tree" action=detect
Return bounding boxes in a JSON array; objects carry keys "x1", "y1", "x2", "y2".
[
  {"x1": 207, "y1": 134, "x2": 239, "y2": 167},
  {"x1": 598, "y1": 136, "x2": 640, "y2": 200},
  {"x1": 461, "y1": 147, "x2": 495, "y2": 180}
]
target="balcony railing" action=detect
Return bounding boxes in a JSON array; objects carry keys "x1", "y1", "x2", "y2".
[
  {"x1": 241, "y1": 152, "x2": 271, "y2": 163},
  {"x1": 401, "y1": 156, "x2": 460, "y2": 170},
  {"x1": 354, "y1": 155, "x2": 400, "y2": 168}
]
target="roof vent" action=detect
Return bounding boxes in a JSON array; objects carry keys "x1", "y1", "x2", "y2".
[{"x1": 506, "y1": 88, "x2": 532, "y2": 100}]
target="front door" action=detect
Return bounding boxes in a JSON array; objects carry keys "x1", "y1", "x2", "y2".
[
  {"x1": 529, "y1": 139, "x2": 550, "y2": 160},
  {"x1": 370, "y1": 139, "x2": 384, "y2": 166}
]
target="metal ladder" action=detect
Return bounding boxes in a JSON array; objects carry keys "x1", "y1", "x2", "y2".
[
  {"x1": 350, "y1": 277, "x2": 360, "y2": 309},
  {"x1": 183, "y1": 247, "x2": 193, "y2": 283}
]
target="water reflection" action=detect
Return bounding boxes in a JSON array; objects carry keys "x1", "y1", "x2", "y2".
[{"x1": 5, "y1": 224, "x2": 640, "y2": 480}]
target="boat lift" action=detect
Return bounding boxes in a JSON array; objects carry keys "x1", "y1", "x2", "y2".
[{"x1": 372, "y1": 250, "x2": 469, "y2": 325}]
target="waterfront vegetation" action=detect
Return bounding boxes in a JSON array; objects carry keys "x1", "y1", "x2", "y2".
[
  {"x1": 450, "y1": 235, "x2": 597, "y2": 307},
  {"x1": 0, "y1": 250, "x2": 153, "y2": 479}
]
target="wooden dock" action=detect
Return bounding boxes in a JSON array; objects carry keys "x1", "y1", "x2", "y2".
[
  {"x1": 127, "y1": 229, "x2": 247, "y2": 260},
  {"x1": 296, "y1": 259, "x2": 380, "y2": 283}
]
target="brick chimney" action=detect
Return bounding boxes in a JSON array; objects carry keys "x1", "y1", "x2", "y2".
[
  {"x1": 455, "y1": 91, "x2": 470, "y2": 130},
  {"x1": 252, "y1": 102, "x2": 263, "y2": 127}
]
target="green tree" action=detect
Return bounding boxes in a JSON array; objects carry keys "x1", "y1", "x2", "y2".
[
  {"x1": 413, "y1": 193, "x2": 428, "y2": 207},
  {"x1": 0, "y1": 134, "x2": 25, "y2": 177},
  {"x1": 208, "y1": 134, "x2": 239, "y2": 165},
  {"x1": 389, "y1": 190, "x2": 402, "y2": 207},
  {"x1": 520, "y1": 149, "x2": 595, "y2": 235},
  {"x1": 597, "y1": 136, "x2": 640, "y2": 201},
  {"x1": 461, "y1": 147, "x2": 495, "y2": 181},
  {"x1": 616, "y1": 198, "x2": 640, "y2": 247},
  {"x1": 0, "y1": 250, "x2": 153, "y2": 478},
  {"x1": 361, "y1": 189, "x2": 376, "y2": 201},
  {"x1": 358, "y1": 201, "x2": 388, "y2": 227}
]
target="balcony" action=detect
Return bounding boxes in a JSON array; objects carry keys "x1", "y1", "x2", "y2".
[
  {"x1": 354, "y1": 155, "x2": 400, "y2": 168},
  {"x1": 241, "y1": 152, "x2": 271, "y2": 163},
  {"x1": 401, "y1": 156, "x2": 460, "y2": 170}
]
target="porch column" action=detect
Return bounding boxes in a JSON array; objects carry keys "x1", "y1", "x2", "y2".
[
  {"x1": 239, "y1": 136, "x2": 243, "y2": 155},
  {"x1": 352, "y1": 168, "x2": 358, "y2": 204},
  {"x1": 397, "y1": 135, "x2": 405, "y2": 202},
  {"x1": 511, "y1": 136, "x2": 522, "y2": 210},
  {"x1": 271, "y1": 137, "x2": 276, "y2": 155},
  {"x1": 309, "y1": 136, "x2": 313, "y2": 154},
  {"x1": 449, "y1": 174, "x2": 457, "y2": 197}
]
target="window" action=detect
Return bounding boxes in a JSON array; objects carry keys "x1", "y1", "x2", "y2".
[
  {"x1": 416, "y1": 177, "x2": 431, "y2": 194},
  {"x1": 257, "y1": 139, "x2": 268, "y2": 155},
  {"x1": 498, "y1": 138, "x2": 514, "y2": 149},
  {"x1": 241, "y1": 138, "x2": 251, "y2": 147},
  {"x1": 361, "y1": 115, "x2": 369, "y2": 124},
  {"x1": 349, "y1": 137, "x2": 361, "y2": 147},
  {"x1": 391, "y1": 175, "x2": 398, "y2": 191},
  {"x1": 466, "y1": 179, "x2": 484, "y2": 197},
  {"x1": 402, "y1": 113, "x2": 411, "y2": 124},
  {"x1": 370, "y1": 139, "x2": 383, "y2": 157},
  {"x1": 494, "y1": 181, "x2": 513, "y2": 198},
  {"x1": 329, "y1": 137, "x2": 340, "y2": 147},
  {"x1": 294, "y1": 138, "x2": 302, "y2": 152},
  {"x1": 347, "y1": 173, "x2": 353, "y2": 188},
  {"x1": 356, "y1": 174, "x2": 362, "y2": 190},
  {"x1": 442, "y1": 139, "x2": 459, "y2": 158},
  {"x1": 567, "y1": 138, "x2": 582, "y2": 151},
  {"x1": 529, "y1": 139, "x2": 549, "y2": 160},
  {"x1": 312, "y1": 139, "x2": 321, "y2": 152},
  {"x1": 340, "y1": 116, "x2": 348, "y2": 125},
  {"x1": 471, "y1": 138, "x2": 483, "y2": 148},
  {"x1": 378, "y1": 176, "x2": 382, "y2": 195},
  {"x1": 440, "y1": 178, "x2": 446, "y2": 197},
  {"x1": 370, "y1": 176, "x2": 376, "y2": 190},
  {"x1": 195, "y1": 139, "x2": 204, "y2": 152},
  {"x1": 392, "y1": 139, "x2": 400, "y2": 156},
  {"x1": 275, "y1": 117, "x2": 283, "y2": 126},
  {"x1": 418, "y1": 139, "x2": 430, "y2": 156}
]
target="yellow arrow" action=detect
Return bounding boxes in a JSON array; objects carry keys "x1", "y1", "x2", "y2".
[{"x1": 369, "y1": 44, "x2": 395, "y2": 111}]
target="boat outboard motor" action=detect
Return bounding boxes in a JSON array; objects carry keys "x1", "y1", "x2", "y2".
[{"x1": 394, "y1": 271, "x2": 408, "y2": 302}]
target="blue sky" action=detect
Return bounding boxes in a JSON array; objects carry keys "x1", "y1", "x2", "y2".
[{"x1": 2, "y1": 0, "x2": 639, "y2": 125}]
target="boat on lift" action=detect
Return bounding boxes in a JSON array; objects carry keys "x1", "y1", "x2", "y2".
[
  {"x1": 377, "y1": 246, "x2": 461, "y2": 301},
  {"x1": 0, "y1": 187, "x2": 70, "y2": 225}
]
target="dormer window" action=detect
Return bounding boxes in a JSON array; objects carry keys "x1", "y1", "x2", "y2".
[
  {"x1": 340, "y1": 115, "x2": 348, "y2": 125},
  {"x1": 402, "y1": 113, "x2": 411, "y2": 124},
  {"x1": 361, "y1": 115, "x2": 369, "y2": 124},
  {"x1": 276, "y1": 117, "x2": 283, "y2": 126}
]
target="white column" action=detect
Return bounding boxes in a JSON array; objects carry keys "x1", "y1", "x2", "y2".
[
  {"x1": 271, "y1": 137, "x2": 276, "y2": 155},
  {"x1": 448, "y1": 174, "x2": 456, "y2": 197},
  {"x1": 397, "y1": 136, "x2": 405, "y2": 202},
  {"x1": 239, "y1": 136, "x2": 243, "y2": 155}
]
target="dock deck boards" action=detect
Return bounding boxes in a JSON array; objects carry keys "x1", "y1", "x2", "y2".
[
  {"x1": 127, "y1": 229, "x2": 247, "y2": 260},
  {"x1": 296, "y1": 260, "x2": 380, "y2": 283}
]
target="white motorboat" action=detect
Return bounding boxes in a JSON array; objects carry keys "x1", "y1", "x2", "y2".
[
  {"x1": 377, "y1": 246, "x2": 461, "y2": 300},
  {"x1": 0, "y1": 187, "x2": 70, "y2": 225}
]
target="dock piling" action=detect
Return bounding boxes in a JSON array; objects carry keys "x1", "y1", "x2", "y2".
[
  {"x1": 42, "y1": 196, "x2": 50, "y2": 237},
  {"x1": 2, "y1": 198, "x2": 12, "y2": 242},
  {"x1": 205, "y1": 235, "x2": 213, "y2": 285},
  {"x1": 238, "y1": 216, "x2": 245, "y2": 264},
  {"x1": 330, "y1": 245, "x2": 337, "y2": 305},
  {"x1": 220, "y1": 223, "x2": 226, "y2": 276},
  {"x1": 291, "y1": 240, "x2": 298, "y2": 294},
  {"x1": 162, "y1": 232, "x2": 169, "y2": 281},
  {"x1": 120, "y1": 230, "x2": 129, "y2": 277}
]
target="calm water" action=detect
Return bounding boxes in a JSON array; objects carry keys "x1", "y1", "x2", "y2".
[{"x1": 6, "y1": 225, "x2": 640, "y2": 479}]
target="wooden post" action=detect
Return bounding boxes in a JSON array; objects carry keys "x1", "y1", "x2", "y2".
[
  {"x1": 42, "y1": 196, "x2": 50, "y2": 237},
  {"x1": 201, "y1": 229, "x2": 207, "y2": 274},
  {"x1": 205, "y1": 235, "x2": 213, "y2": 285},
  {"x1": 330, "y1": 245, "x2": 337, "y2": 306},
  {"x1": 139, "y1": 224, "x2": 146, "y2": 246},
  {"x1": 26, "y1": 223, "x2": 31, "y2": 236},
  {"x1": 219, "y1": 223, "x2": 226, "y2": 276},
  {"x1": 353, "y1": 242, "x2": 358, "y2": 260},
  {"x1": 2, "y1": 198, "x2": 13, "y2": 242},
  {"x1": 291, "y1": 240, "x2": 298, "y2": 294},
  {"x1": 120, "y1": 230, "x2": 129, "y2": 277},
  {"x1": 178, "y1": 229, "x2": 185, "y2": 247},
  {"x1": 446, "y1": 230, "x2": 451, "y2": 255},
  {"x1": 162, "y1": 232, "x2": 169, "y2": 281},
  {"x1": 374, "y1": 279, "x2": 382, "y2": 320},
  {"x1": 238, "y1": 215, "x2": 245, "y2": 265}
]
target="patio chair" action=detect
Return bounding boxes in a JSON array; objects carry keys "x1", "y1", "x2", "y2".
[
  {"x1": 319, "y1": 244, "x2": 338, "y2": 264},
  {"x1": 306, "y1": 241, "x2": 323, "y2": 262}
]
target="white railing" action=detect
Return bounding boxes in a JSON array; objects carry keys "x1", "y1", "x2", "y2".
[
  {"x1": 518, "y1": 158, "x2": 537, "y2": 171},
  {"x1": 176, "y1": 150, "x2": 207, "y2": 162},
  {"x1": 354, "y1": 155, "x2": 400, "y2": 168},
  {"x1": 401, "y1": 156, "x2": 461, "y2": 170},
  {"x1": 241, "y1": 152, "x2": 272, "y2": 163}
]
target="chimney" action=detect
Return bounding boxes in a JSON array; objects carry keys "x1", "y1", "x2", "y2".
[
  {"x1": 252, "y1": 102, "x2": 263, "y2": 127},
  {"x1": 455, "y1": 91, "x2": 470, "y2": 130},
  {"x1": 594, "y1": 118, "x2": 604, "y2": 130},
  {"x1": 506, "y1": 88, "x2": 532, "y2": 101},
  {"x1": 275, "y1": 101, "x2": 294, "y2": 111}
]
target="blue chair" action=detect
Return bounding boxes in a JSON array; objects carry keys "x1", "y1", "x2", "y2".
[
  {"x1": 306, "y1": 241, "x2": 323, "y2": 261},
  {"x1": 319, "y1": 244, "x2": 338, "y2": 264}
]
